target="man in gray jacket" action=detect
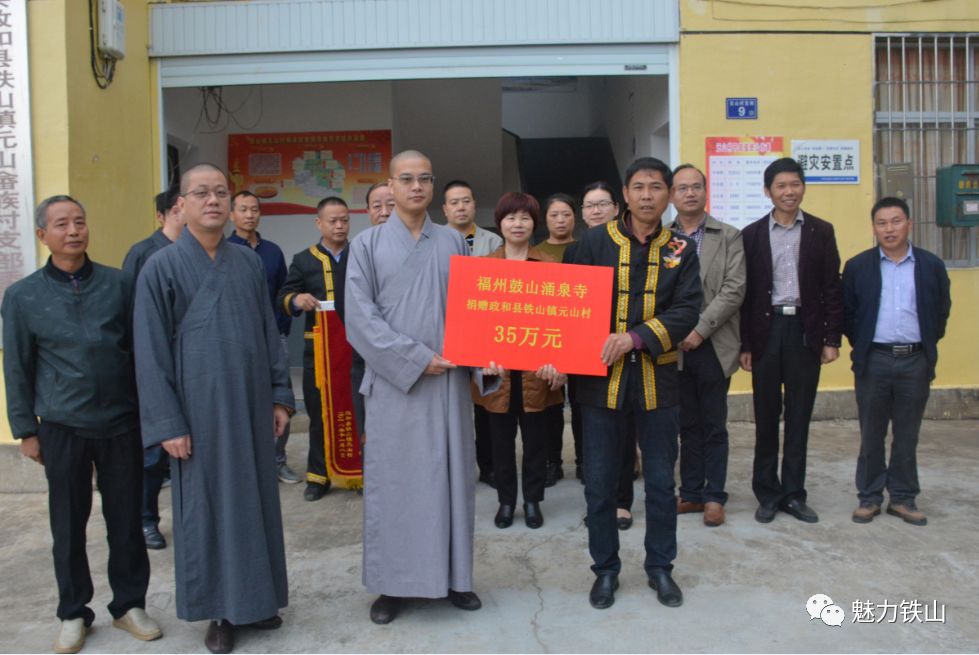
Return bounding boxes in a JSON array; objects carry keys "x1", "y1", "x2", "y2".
[{"x1": 671, "y1": 165, "x2": 746, "y2": 527}]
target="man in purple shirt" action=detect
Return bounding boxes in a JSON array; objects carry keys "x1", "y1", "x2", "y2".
[
  {"x1": 843, "y1": 196, "x2": 950, "y2": 527},
  {"x1": 229, "y1": 191, "x2": 299, "y2": 484}
]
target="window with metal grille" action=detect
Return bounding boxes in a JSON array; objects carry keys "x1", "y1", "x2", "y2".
[{"x1": 874, "y1": 34, "x2": 978, "y2": 267}]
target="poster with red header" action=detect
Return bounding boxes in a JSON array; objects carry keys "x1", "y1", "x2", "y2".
[
  {"x1": 442, "y1": 256, "x2": 613, "y2": 376},
  {"x1": 705, "y1": 136, "x2": 783, "y2": 230},
  {"x1": 227, "y1": 130, "x2": 391, "y2": 215}
]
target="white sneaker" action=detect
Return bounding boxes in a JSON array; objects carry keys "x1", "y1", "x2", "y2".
[
  {"x1": 54, "y1": 618, "x2": 87, "y2": 654},
  {"x1": 112, "y1": 607, "x2": 162, "y2": 641}
]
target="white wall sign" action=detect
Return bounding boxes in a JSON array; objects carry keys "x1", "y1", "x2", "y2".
[
  {"x1": 0, "y1": 0, "x2": 36, "y2": 308},
  {"x1": 791, "y1": 140, "x2": 859, "y2": 184}
]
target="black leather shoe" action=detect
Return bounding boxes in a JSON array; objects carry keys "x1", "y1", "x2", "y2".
[
  {"x1": 494, "y1": 504, "x2": 515, "y2": 529},
  {"x1": 544, "y1": 461, "x2": 564, "y2": 487},
  {"x1": 244, "y1": 615, "x2": 282, "y2": 630},
  {"x1": 204, "y1": 620, "x2": 235, "y2": 654},
  {"x1": 754, "y1": 504, "x2": 777, "y2": 523},
  {"x1": 447, "y1": 590, "x2": 482, "y2": 611},
  {"x1": 369, "y1": 595, "x2": 401, "y2": 625},
  {"x1": 779, "y1": 498, "x2": 819, "y2": 523},
  {"x1": 616, "y1": 513, "x2": 633, "y2": 531},
  {"x1": 143, "y1": 525, "x2": 166, "y2": 550},
  {"x1": 524, "y1": 502, "x2": 544, "y2": 529},
  {"x1": 647, "y1": 568, "x2": 683, "y2": 607},
  {"x1": 589, "y1": 574, "x2": 619, "y2": 609},
  {"x1": 303, "y1": 481, "x2": 331, "y2": 502},
  {"x1": 478, "y1": 470, "x2": 496, "y2": 488}
]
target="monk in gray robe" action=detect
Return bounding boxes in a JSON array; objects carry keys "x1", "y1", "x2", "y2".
[
  {"x1": 133, "y1": 164, "x2": 294, "y2": 654},
  {"x1": 345, "y1": 151, "x2": 501, "y2": 624}
]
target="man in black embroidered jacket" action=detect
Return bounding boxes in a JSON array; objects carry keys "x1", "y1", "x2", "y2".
[
  {"x1": 277, "y1": 196, "x2": 350, "y2": 501},
  {"x1": 572, "y1": 157, "x2": 702, "y2": 611}
]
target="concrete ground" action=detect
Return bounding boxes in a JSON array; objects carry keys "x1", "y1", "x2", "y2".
[{"x1": 1, "y1": 419, "x2": 977, "y2": 653}]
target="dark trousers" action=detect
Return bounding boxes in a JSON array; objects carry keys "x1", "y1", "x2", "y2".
[
  {"x1": 141, "y1": 445, "x2": 168, "y2": 529},
  {"x1": 855, "y1": 350, "x2": 930, "y2": 505},
  {"x1": 275, "y1": 335, "x2": 292, "y2": 466},
  {"x1": 303, "y1": 363, "x2": 329, "y2": 485},
  {"x1": 488, "y1": 409, "x2": 549, "y2": 506},
  {"x1": 616, "y1": 415, "x2": 637, "y2": 511},
  {"x1": 678, "y1": 342, "x2": 731, "y2": 505},
  {"x1": 351, "y1": 353, "x2": 366, "y2": 457},
  {"x1": 545, "y1": 391, "x2": 582, "y2": 466},
  {"x1": 474, "y1": 404, "x2": 494, "y2": 476},
  {"x1": 38, "y1": 423, "x2": 150, "y2": 624},
  {"x1": 751, "y1": 314, "x2": 821, "y2": 507},
  {"x1": 582, "y1": 390, "x2": 679, "y2": 576}
]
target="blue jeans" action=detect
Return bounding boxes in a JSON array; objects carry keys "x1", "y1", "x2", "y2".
[{"x1": 582, "y1": 402, "x2": 679, "y2": 576}]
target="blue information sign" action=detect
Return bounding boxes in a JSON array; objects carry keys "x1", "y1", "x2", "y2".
[{"x1": 726, "y1": 97, "x2": 758, "y2": 120}]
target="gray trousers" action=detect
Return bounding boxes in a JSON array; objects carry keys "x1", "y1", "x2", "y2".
[{"x1": 854, "y1": 349, "x2": 930, "y2": 505}]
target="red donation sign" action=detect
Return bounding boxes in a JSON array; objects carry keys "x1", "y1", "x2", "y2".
[{"x1": 443, "y1": 256, "x2": 613, "y2": 376}]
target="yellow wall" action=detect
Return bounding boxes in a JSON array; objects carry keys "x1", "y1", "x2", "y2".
[
  {"x1": 682, "y1": 0, "x2": 979, "y2": 33},
  {"x1": 1, "y1": 0, "x2": 157, "y2": 443},
  {"x1": 678, "y1": 3, "x2": 979, "y2": 394}
]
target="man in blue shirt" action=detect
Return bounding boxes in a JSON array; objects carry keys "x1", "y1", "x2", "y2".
[
  {"x1": 843, "y1": 196, "x2": 951, "y2": 527},
  {"x1": 229, "y1": 191, "x2": 300, "y2": 484}
]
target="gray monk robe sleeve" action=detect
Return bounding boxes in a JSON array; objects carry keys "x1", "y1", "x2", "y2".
[
  {"x1": 133, "y1": 261, "x2": 191, "y2": 447},
  {"x1": 344, "y1": 234, "x2": 436, "y2": 394}
]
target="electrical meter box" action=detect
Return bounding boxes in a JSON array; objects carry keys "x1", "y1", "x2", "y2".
[
  {"x1": 98, "y1": 0, "x2": 126, "y2": 60},
  {"x1": 936, "y1": 165, "x2": 979, "y2": 227}
]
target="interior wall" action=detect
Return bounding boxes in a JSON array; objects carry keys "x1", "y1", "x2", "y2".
[
  {"x1": 501, "y1": 78, "x2": 604, "y2": 139},
  {"x1": 599, "y1": 76, "x2": 671, "y2": 180},
  {"x1": 392, "y1": 78, "x2": 503, "y2": 228}
]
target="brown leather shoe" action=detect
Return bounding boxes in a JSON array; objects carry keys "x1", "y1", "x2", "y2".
[
  {"x1": 703, "y1": 502, "x2": 725, "y2": 527},
  {"x1": 677, "y1": 498, "x2": 705, "y2": 514},
  {"x1": 852, "y1": 502, "x2": 881, "y2": 524},
  {"x1": 887, "y1": 502, "x2": 927, "y2": 526},
  {"x1": 205, "y1": 620, "x2": 235, "y2": 654}
]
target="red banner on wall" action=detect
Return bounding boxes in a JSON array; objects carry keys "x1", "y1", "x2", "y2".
[
  {"x1": 442, "y1": 256, "x2": 613, "y2": 376},
  {"x1": 227, "y1": 130, "x2": 391, "y2": 215}
]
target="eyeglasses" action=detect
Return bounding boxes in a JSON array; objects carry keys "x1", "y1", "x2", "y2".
[
  {"x1": 582, "y1": 200, "x2": 616, "y2": 211},
  {"x1": 183, "y1": 187, "x2": 231, "y2": 201},
  {"x1": 674, "y1": 184, "x2": 705, "y2": 195},
  {"x1": 394, "y1": 174, "x2": 436, "y2": 186}
]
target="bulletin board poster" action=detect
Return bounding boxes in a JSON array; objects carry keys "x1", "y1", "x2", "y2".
[
  {"x1": 442, "y1": 256, "x2": 613, "y2": 376},
  {"x1": 227, "y1": 130, "x2": 392, "y2": 215},
  {"x1": 705, "y1": 136, "x2": 783, "y2": 230}
]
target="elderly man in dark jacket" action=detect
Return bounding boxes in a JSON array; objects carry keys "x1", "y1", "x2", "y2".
[{"x1": 2, "y1": 195, "x2": 161, "y2": 654}]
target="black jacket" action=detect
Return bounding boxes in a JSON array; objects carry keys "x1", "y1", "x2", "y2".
[
  {"x1": 740, "y1": 211, "x2": 844, "y2": 359},
  {"x1": 571, "y1": 215, "x2": 702, "y2": 410},
  {"x1": 843, "y1": 245, "x2": 951, "y2": 380},
  {"x1": 276, "y1": 243, "x2": 349, "y2": 364},
  {"x1": 1, "y1": 258, "x2": 138, "y2": 439}
]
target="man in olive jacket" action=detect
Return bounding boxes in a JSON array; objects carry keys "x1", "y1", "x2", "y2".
[
  {"x1": 2, "y1": 196, "x2": 161, "y2": 653},
  {"x1": 671, "y1": 165, "x2": 746, "y2": 528}
]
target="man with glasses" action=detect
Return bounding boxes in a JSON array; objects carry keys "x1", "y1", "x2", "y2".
[
  {"x1": 670, "y1": 165, "x2": 745, "y2": 528},
  {"x1": 228, "y1": 191, "x2": 300, "y2": 485},
  {"x1": 345, "y1": 151, "x2": 501, "y2": 625},
  {"x1": 134, "y1": 164, "x2": 294, "y2": 654}
]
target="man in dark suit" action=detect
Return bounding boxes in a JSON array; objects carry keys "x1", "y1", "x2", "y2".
[
  {"x1": 843, "y1": 196, "x2": 950, "y2": 527},
  {"x1": 739, "y1": 157, "x2": 844, "y2": 524}
]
